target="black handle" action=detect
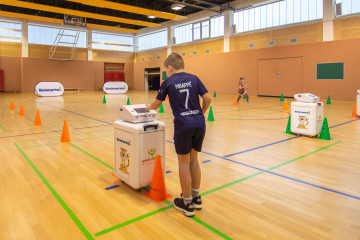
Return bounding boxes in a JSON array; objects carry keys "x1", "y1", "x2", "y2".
[{"x1": 143, "y1": 124, "x2": 158, "y2": 131}]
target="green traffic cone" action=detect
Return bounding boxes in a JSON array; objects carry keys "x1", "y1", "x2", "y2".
[
  {"x1": 280, "y1": 94, "x2": 284, "y2": 102},
  {"x1": 327, "y1": 95, "x2": 331, "y2": 105},
  {"x1": 285, "y1": 114, "x2": 295, "y2": 135},
  {"x1": 319, "y1": 118, "x2": 331, "y2": 140},
  {"x1": 159, "y1": 103, "x2": 164, "y2": 113},
  {"x1": 243, "y1": 94, "x2": 246, "y2": 100},
  {"x1": 207, "y1": 106, "x2": 214, "y2": 121},
  {"x1": 102, "y1": 95, "x2": 106, "y2": 104},
  {"x1": 127, "y1": 97, "x2": 130, "y2": 105},
  {"x1": 213, "y1": 91, "x2": 216, "y2": 98}
]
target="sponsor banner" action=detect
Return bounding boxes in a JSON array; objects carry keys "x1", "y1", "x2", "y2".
[
  {"x1": 103, "y1": 81, "x2": 128, "y2": 94},
  {"x1": 34, "y1": 82, "x2": 64, "y2": 97}
]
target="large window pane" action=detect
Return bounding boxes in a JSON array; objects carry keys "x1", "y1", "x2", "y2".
[
  {"x1": 138, "y1": 30, "x2": 166, "y2": 51},
  {"x1": 202, "y1": 20, "x2": 210, "y2": 38},
  {"x1": 29, "y1": 25, "x2": 86, "y2": 47},
  {"x1": 254, "y1": 7, "x2": 261, "y2": 30},
  {"x1": 210, "y1": 15, "x2": 224, "y2": 38},
  {"x1": 249, "y1": 8, "x2": 255, "y2": 31},
  {"x1": 301, "y1": 0, "x2": 309, "y2": 22},
  {"x1": 93, "y1": 32, "x2": 133, "y2": 51},
  {"x1": 273, "y1": 2, "x2": 280, "y2": 27},
  {"x1": 293, "y1": 0, "x2": 301, "y2": 23},
  {"x1": 266, "y1": 4, "x2": 273, "y2": 28},
  {"x1": 0, "y1": 20, "x2": 22, "y2": 42}
]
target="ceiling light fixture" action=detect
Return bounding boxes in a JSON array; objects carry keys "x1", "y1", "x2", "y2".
[
  {"x1": 147, "y1": 15, "x2": 156, "y2": 18},
  {"x1": 171, "y1": 3, "x2": 185, "y2": 10}
]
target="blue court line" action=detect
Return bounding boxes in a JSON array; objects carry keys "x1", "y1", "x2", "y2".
[
  {"x1": 74, "y1": 124, "x2": 111, "y2": 130},
  {"x1": 202, "y1": 160, "x2": 211, "y2": 163},
  {"x1": 329, "y1": 119, "x2": 359, "y2": 128},
  {"x1": 223, "y1": 118, "x2": 359, "y2": 158},
  {"x1": 34, "y1": 101, "x2": 112, "y2": 125},
  {"x1": 105, "y1": 185, "x2": 120, "y2": 190},
  {"x1": 223, "y1": 136, "x2": 301, "y2": 157},
  {"x1": 165, "y1": 140, "x2": 360, "y2": 200},
  {"x1": 0, "y1": 130, "x2": 62, "y2": 139}
]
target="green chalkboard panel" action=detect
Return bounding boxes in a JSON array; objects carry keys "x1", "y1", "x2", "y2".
[
  {"x1": 162, "y1": 71, "x2": 168, "y2": 80},
  {"x1": 317, "y1": 62, "x2": 344, "y2": 80}
]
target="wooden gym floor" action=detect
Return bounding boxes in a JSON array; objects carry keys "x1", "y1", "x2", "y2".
[{"x1": 0, "y1": 91, "x2": 359, "y2": 240}]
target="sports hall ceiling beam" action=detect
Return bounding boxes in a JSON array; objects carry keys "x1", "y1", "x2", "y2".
[
  {"x1": 0, "y1": 0, "x2": 159, "y2": 28},
  {"x1": 64, "y1": 0, "x2": 187, "y2": 21},
  {"x1": 0, "y1": 11, "x2": 139, "y2": 33}
]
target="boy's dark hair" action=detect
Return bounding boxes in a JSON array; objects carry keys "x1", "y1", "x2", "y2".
[
  {"x1": 240, "y1": 77, "x2": 245, "y2": 80},
  {"x1": 164, "y1": 52, "x2": 184, "y2": 70}
]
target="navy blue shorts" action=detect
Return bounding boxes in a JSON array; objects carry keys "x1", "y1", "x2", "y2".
[{"x1": 174, "y1": 127, "x2": 206, "y2": 155}]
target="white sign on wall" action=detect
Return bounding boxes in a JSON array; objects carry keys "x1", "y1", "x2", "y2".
[
  {"x1": 34, "y1": 82, "x2": 64, "y2": 97},
  {"x1": 103, "y1": 81, "x2": 128, "y2": 94}
]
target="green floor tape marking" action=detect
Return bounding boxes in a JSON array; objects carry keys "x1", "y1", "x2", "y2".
[
  {"x1": 0, "y1": 123, "x2": 6, "y2": 132},
  {"x1": 192, "y1": 217, "x2": 234, "y2": 240},
  {"x1": 70, "y1": 143, "x2": 114, "y2": 170},
  {"x1": 94, "y1": 205, "x2": 174, "y2": 237},
  {"x1": 14, "y1": 142, "x2": 95, "y2": 240},
  {"x1": 267, "y1": 141, "x2": 341, "y2": 171}
]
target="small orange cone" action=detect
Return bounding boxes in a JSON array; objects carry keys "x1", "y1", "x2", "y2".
[
  {"x1": 352, "y1": 104, "x2": 359, "y2": 117},
  {"x1": 283, "y1": 99, "x2": 289, "y2": 112},
  {"x1": 19, "y1": 103, "x2": 25, "y2": 116},
  {"x1": 145, "y1": 155, "x2": 172, "y2": 202},
  {"x1": 10, "y1": 100, "x2": 15, "y2": 110},
  {"x1": 34, "y1": 109, "x2": 41, "y2": 126},
  {"x1": 61, "y1": 120, "x2": 70, "y2": 142},
  {"x1": 233, "y1": 97, "x2": 238, "y2": 107}
]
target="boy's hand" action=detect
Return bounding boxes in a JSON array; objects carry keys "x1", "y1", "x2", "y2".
[{"x1": 145, "y1": 104, "x2": 151, "y2": 111}]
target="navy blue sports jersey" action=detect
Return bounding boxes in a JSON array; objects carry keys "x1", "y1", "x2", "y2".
[{"x1": 156, "y1": 72, "x2": 208, "y2": 132}]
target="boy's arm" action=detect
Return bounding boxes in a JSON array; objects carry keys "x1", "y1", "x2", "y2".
[
  {"x1": 146, "y1": 99, "x2": 163, "y2": 111},
  {"x1": 201, "y1": 92, "x2": 211, "y2": 114}
]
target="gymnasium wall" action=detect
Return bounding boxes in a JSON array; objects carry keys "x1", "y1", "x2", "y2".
[
  {"x1": 133, "y1": 38, "x2": 360, "y2": 101},
  {"x1": 334, "y1": 14, "x2": 360, "y2": 40}
]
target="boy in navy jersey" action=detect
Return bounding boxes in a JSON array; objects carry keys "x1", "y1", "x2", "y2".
[{"x1": 146, "y1": 53, "x2": 211, "y2": 217}]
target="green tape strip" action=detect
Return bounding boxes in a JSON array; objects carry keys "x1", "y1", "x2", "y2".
[
  {"x1": 91, "y1": 141, "x2": 342, "y2": 238},
  {"x1": 95, "y1": 205, "x2": 174, "y2": 237},
  {"x1": 0, "y1": 123, "x2": 6, "y2": 132},
  {"x1": 14, "y1": 142, "x2": 94, "y2": 240},
  {"x1": 192, "y1": 217, "x2": 234, "y2": 240},
  {"x1": 70, "y1": 143, "x2": 114, "y2": 170},
  {"x1": 342, "y1": 140, "x2": 360, "y2": 145},
  {"x1": 267, "y1": 141, "x2": 342, "y2": 171},
  {"x1": 164, "y1": 200, "x2": 171, "y2": 204}
]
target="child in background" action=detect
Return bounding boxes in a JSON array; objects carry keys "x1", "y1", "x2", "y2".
[
  {"x1": 146, "y1": 53, "x2": 211, "y2": 217},
  {"x1": 237, "y1": 77, "x2": 250, "y2": 104}
]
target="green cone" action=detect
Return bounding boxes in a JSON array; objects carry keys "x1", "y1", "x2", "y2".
[
  {"x1": 243, "y1": 94, "x2": 246, "y2": 100},
  {"x1": 213, "y1": 91, "x2": 216, "y2": 98},
  {"x1": 319, "y1": 118, "x2": 331, "y2": 140},
  {"x1": 103, "y1": 95, "x2": 106, "y2": 104},
  {"x1": 285, "y1": 114, "x2": 295, "y2": 135},
  {"x1": 159, "y1": 103, "x2": 164, "y2": 113},
  {"x1": 327, "y1": 96, "x2": 331, "y2": 105},
  {"x1": 127, "y1": 97, "x2": 130, "y2": 105},
  {"x1": 280, "y1": 94, "x2": 284, "y2": 102},
  {"x1": 207, "y1": 106, "x2": 214, "y2": 121}
]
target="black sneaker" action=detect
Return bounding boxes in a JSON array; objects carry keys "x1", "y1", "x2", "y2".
[
  {"x1": 192, "y1": 195, "x2": 202, "y2": 210},
  {"x1": 174, "y1": 198, "x2": 195, "y2": 217}
]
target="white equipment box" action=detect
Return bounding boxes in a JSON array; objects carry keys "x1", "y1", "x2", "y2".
[
  {"x1": 291, "y1": 93, "x2": 324, "y2": 137},
  {"x1": 114, "y1": 104, "x2": 165, "y2": 189},
  {"x1": 118, "y1": 104, "x2": 157, "y2": 123},
  {"x1": 357, "y1": 89, "x2": 360, "y2": 115}
]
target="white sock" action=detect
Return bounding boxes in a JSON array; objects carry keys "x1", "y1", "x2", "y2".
[
  {"x1": 182, "y1": 196, "x2": 192, "y2": 205},
  {"x1": 191, "y1": 188, "x2": 200, "y2": 198}
]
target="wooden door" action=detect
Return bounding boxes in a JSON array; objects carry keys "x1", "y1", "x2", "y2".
[{"x1": 257, "y1": 57, "x2": 303, "y2": 97}]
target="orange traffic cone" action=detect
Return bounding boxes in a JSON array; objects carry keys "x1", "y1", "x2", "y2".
[
  {"x1": 283, "y1": 99, "x2": 289, "y2": 112},
  {"x1": 19, "y1": 103, "x2": 25, "y2": 116},
  {"x1": 145, "y1": 155, "x2": 172, "y2": 202},
  {"x1": 10, "y1": 100, "x2": 15, "y2": 110},
  {"x1": 233, "y1": 97, "x2": 238, "y2": 107},
  {"x1": 61, "y1": 120, "x2": 70, "y2": 142},
  {"x1": 34, "y1": 109, "x2": 41, "y2": 126},
  {"x1": 352, "y1": 104, "x2": 359, "y2": 117}
]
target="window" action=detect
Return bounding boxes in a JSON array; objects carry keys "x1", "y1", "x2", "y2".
[
  {"x1": 93, "y1": 32, "x2": 133, "y2": 51},
  {"x1": 211, "y1": 15, "x2": 224, "y2": 38},
  {"x1": 173, "y1": 17, "x2": 221, "y2": 45},
  {"x1": 28, "y1": 25, "x2": 87, "y2": 47},
  {"x1": 0, "y1": 20, "x2": 22, "y2": 42},
  {"x1": 335, "y1": 0, "x2": 360, "y2": 16},
  {"x1": 234, "y1": 0, "x2": 323, "y2": 34},
  {"x1": 138, "y1": 30, "x2": 167, "y2": 51}
]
